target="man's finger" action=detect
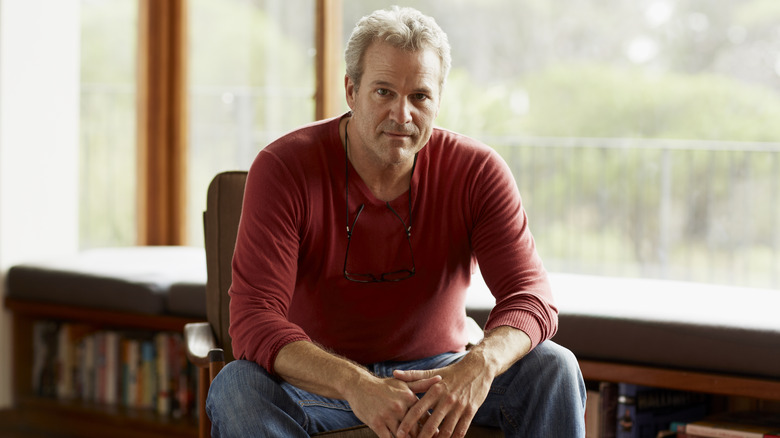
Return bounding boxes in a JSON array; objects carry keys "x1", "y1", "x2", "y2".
[
  {"x1": 393, "y1": 368, "x2": 435, "y2": 382},
  {"x1": 396, "y1": 397, "x2": 436, "y2": 438},
  {"x1": 404, "y1": 375, "x2": 442, "y2": 393}
]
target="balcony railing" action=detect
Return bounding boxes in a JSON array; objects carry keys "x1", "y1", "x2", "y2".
[
  {"x1": 80, "y1": 82, "x2": 780, "y2": 290},
  {"x1": 488, "y1": 136, "x2": 780, "y2": 290}
]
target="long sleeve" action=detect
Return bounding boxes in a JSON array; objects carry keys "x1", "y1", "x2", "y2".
[
  {"x1": 228, "y1": 147, "x2": 312, "y2": 373},
  {"x1": 468, "y1": 148, "x2": 557, "y2": 347}
]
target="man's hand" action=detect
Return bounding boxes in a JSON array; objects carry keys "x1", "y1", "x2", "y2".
[
  {"x1": 345, "y1": 374, "x2": 442, "y2": 438},
  {"x1": 392, "y1": 356, "x2": 491, "y2": 438},
  {"x1": 393, "y1": 326, "x2": 533, "y2": 438},
  {"x1": 275, "y1": 341, "x2": 441, "y2": 438}
]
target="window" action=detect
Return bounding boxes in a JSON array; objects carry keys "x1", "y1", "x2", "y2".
[
  {"x1": 341, "y1": 0, "x2": 780, "y2": 289},
  {"x1": 77, "y1": 1, "x2": 779, "y2": 290},
  {"x1": 79, "y1": 0, "x2": 138, "y2": 248},
  {"x1": 187, "y1": 0, "x2": 316, "y2": 245}
]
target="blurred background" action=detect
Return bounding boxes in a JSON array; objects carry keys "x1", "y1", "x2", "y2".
[{"x1": 77, "y1": 0, "x2": 780, "y2": 289}]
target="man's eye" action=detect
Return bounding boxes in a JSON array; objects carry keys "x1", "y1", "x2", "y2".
[
  {"x1": 413, "y1": 93, "x2": 428, "y2": 101},
  {"x1": 377, "y1": 88, "x2": 390, "y2": 96}
]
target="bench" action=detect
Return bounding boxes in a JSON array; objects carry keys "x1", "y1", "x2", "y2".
[
  {"x1": 5, "y1": 246, "x2": 780, "y2": 430},
  {"x1": 6, "y1": 246, "x2": 207, "y2": 318},
  {"x1": 3, "y1": 246, "x2": 207, "y2": 438},
  {"x1": 467, "y1": 272, "x2": 780, "y2": 401}
]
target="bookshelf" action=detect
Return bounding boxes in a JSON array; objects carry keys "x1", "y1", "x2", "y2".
[
  {"x1": 5, "y1": 297, "x2": 200, "y2": 438},
  {"x1": 582, "y1": 361, "x2": 780, "y2": 438},
  {"x1": 580, "y1": 360, "x2": 780, "y2": 402}
]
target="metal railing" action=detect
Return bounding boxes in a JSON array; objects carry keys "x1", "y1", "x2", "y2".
[
  {"x1": 488, "y1": 136, "x2": 780, "y2": 290},
  {"x1": 79, "y1": 83, "x2": 780, "y2": 290}
]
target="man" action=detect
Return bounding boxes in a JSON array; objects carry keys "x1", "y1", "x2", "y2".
[{"x1": 207, "y1": 6, "x2": 586, "y2": 438}]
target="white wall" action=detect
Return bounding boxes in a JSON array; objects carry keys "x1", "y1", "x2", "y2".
[{"x1": 0, "y1": 0, "x2": 80, "y2": 408}]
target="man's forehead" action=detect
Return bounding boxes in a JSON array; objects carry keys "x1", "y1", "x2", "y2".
[{"x1": 362, "y1": 42, "x2": 442, "y2": 91}]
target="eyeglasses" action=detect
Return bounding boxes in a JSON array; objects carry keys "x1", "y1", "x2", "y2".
[{"x1": 343, "y1": 120, "x2": 417, "y2": 283}]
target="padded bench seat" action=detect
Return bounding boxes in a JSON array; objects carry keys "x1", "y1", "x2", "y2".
[
  {"x1": 466, "y1": 272, "x2": 780, "y2": 381},
  {"x1": 9, "y1": 245, "x2": 779, "y2": 383},
  {"x1": 6, "y1": 246, "x2": 206, "y2": 317}
]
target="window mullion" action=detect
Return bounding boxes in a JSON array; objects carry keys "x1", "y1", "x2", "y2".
[
  {"x1": 315, "y1": 0, "x2": 343, "y2": 120},
  {"x1": 136, "y1": 0, "x2": 188, "y2": 245}
]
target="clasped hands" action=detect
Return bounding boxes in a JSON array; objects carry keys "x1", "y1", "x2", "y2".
[{"x1": 347, "y1": 358, "x2": 492, "y2": 438}]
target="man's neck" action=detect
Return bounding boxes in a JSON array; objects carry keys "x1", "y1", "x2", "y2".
[{"x1": 341, "y1": 118, "x2": 414, "y2": 202}]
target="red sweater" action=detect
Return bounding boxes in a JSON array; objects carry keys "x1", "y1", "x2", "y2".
[{"x1": 229, "y1": 115, "x2": 558, "y2": 373}]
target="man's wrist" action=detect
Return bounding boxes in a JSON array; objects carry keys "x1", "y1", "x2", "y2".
[{"x1": 465, "y1": 325, "x2": 532, "y2": 378}]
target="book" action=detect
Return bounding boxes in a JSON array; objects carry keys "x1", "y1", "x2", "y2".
[
  {"x1": 78, "y1": 333, "x2": 96, "y2": 401},
  {"x1": 155, "y1": 332, "x2": 171, "y2": 416},
  {"x1": 616, "y1": 384, "x2": 709, "y2": 438},
  {"x1": 29, "y1": 323, "x2": 194, "y2": 418},
  {"x1": 680, "y1": 412, "x2": 780, "y2": 438},
  {"x1": 138, "y1": 340, "x2": 157, "y2": 409},
  {"x1": 600, "y1": 382, "x2": 619, "y2": 438},
  {"x1": 56, "y1": 323, "x2": 96, "y2": 400},
  {"x1": 586, "y1": 386, "x2": 602, "y2": 437},
  {"x1": 121, "y1": 338, "x2": 141, "y2": 407},
  {"x1": 32, "y1": 321, "x2": 59, "y2": 398},
  {"x1": 104, "y1": 331, "x2": 121, "y2": 405}
]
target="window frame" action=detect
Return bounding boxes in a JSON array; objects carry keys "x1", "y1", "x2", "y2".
[{"x1": 136, "y1": 0, "x2": 341, "y2": 245}]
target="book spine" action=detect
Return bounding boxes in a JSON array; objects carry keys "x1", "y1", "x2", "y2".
[
  {"x1": 127, "y1": 339, "x2": 140, "y2": 407},
  {"x1": 155, "y1": 332, "x2": 171, "y2": 416},
  {"x1": 600, "y1": 382, "x2": 619, "y2": 438},
  {"x1": 616, "y1": 383, "x2": 638, "y2": 438},
  {"x1": 29, "y1": 324, "x2": 194, "y2": 419},
  {"x1": 586, "y1": 386, "x2": 601, "y2": 437},
  {"x1": 683, "y1": 425, "x2": 765, "y2": 438}
]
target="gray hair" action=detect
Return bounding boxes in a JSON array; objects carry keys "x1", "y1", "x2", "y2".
[{"x1": 345, "y1": 6, "x2": 452, "y2": 92}]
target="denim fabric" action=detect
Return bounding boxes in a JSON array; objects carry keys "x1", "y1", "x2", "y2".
[{"x1": 206, "y1": 341, "x2": 586, "y2": 437}]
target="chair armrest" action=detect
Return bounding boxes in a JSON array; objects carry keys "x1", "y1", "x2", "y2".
[
  {"x1": 184, "y1": 321, "x2": 217, "y2": 368},
  {"x1": 465, "y1": 316, "x2": 484, "y2": 349}
]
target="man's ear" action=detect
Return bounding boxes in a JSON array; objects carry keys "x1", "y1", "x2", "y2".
[
  {"x1": 345, "y1": 75, "x2": 356, "y2": 111},
  {"x1": 435, "y1": 94, "x2": 442, "y2": 119}
]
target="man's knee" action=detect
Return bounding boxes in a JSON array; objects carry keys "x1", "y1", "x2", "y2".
[
  {"x1": 525, "y1": 341, "x2": 586, "y2": 410},
  {"x1": 536, "y1": 341, "x2": 580, "y2": 373},
  {"x1": 206, "y1": 359, "x2": 275, "y2": 417},
  {"x1": 503, "y1": 340, "x2": 584, "y2": 395}
]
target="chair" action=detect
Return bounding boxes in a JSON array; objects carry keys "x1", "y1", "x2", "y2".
[{"x1": 184, "y1": 171, "x2": 503, "y2": 438}]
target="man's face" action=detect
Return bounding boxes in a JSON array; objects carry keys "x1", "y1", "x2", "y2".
[{"x1": 346, "y1": 41, "x2": 442, "y2": 168}]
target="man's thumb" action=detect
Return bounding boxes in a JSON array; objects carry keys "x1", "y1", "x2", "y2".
[
  {"x1": 393, "y1": 368, "x2": 432, "y2": 381},
  {"x1": 393, "y1": 369, "x2": 442, "y2": 392}
]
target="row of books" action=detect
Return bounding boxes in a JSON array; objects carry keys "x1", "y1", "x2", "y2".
[
  {"x1": 586, "y1": 382, "x2": 709, "y2": 438},
  {"x1": 586, "y1": 382, "x2": 780, "y2": 438},
  {"x1": 669, "y1": 412, "x2": 780, "y2": 438},
  {"x1": 32, "y1": 321, "x2": 197, "y2": 418}
]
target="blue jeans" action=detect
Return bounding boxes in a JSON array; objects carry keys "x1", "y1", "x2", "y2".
[{"x1": 206, "y1": 341, "x2": 586, "y2": 437}]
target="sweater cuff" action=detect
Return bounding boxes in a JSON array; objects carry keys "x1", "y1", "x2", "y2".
[
  {"x1": 484, "y1": 311, "x2": 545, "y2": 349},
  {"x1": 265, "y1": 333, "x2": 311, "y2": 375}
]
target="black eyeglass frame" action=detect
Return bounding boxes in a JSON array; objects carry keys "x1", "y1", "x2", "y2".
[{"x1": 343, "y1": 120, "x2": 417, "y2": 283}]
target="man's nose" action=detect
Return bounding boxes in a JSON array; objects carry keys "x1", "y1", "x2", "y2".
[{"x1": 389, "y1": 97, "x2": 413, "y2": 125}]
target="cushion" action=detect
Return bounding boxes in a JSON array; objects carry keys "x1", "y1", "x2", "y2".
[
  {"x1": 466, "y1": 272, "x2": 780, "y2": 380},
  {"x1": 7, "y1": 246, "x2": 206, "y2": 315},
  {"x1": 167, "y1": 281, "x2": 207, "y2": 317}
]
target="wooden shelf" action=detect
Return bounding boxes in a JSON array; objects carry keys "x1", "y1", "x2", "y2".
[
  {"x1": 4, "y1": 297, "x2": 199, "y2": 332},
  {"x1": 11, "y1": 396, "x2": 196, "y2": 438},
  {"x1": 580, "y1": 359, "x2": 780, "y2": 402},
  {"x1": 5, "y1": 296, "x2": 202, "y2": 438}
]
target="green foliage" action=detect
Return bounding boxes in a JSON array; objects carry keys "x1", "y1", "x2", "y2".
[
  {"x1": 188, "y1": 0, "x2": 312, "y2": 88},
  {"x1": 520, "y1": 63, "x2": 780, "y2": 141},
  {"x1": 76, "y1": 0, "x2": 780, "y2": 287},
  {"x1": 79, "y1": 0, "x2": 138, "y2": 248},
  {"x1": 80, "y1": 0, "x2": 137, "y2": 84}
]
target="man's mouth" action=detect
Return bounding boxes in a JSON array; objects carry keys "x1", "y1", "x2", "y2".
[{"x1": 384, "y1": 131, "x2": 414, "y2": 138}]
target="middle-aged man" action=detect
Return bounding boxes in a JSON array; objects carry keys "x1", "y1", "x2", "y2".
[{"x1": 207, "y1": 6, "x2": 587, "y2": 437}]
